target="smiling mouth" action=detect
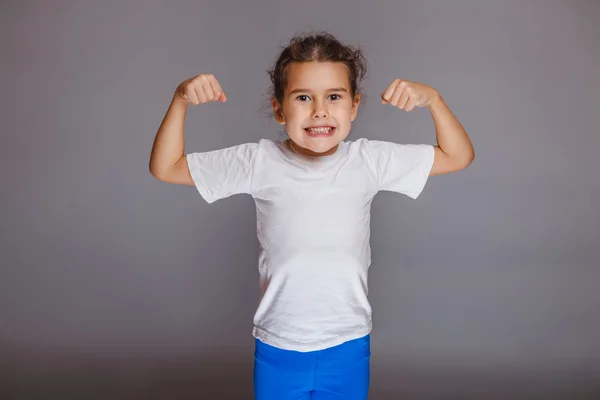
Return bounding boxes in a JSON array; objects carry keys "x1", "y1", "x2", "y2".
[{"x1": 304, "y1": 126, "x2": 336, "y2": 137}]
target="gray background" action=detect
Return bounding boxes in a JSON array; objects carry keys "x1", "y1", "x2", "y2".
[{"x1": 1, "y1": 0, "x2": 599, "y2": 398}]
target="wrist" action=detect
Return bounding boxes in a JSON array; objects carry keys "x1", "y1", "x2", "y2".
[
  {"x1": 428, "y1": 91, "x2": 442, "y2": 107},
  {"x1": 427, "y1": 92, "x2": 445, "y2": 113},
  {"x1": 172, "y1": 91, "x2": 189, "y2": 107}
]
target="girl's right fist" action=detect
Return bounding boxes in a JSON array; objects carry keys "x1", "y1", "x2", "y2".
[{"x1": 175, "y1": 74, "x2": 227, "y2": 105}]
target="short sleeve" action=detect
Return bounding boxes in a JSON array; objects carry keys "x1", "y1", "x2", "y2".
[
  {"x1": 186, "y1": 142, "x2": 259, "y2": 203},
  {"x1": 366, "y1": 140, "x2": 435, "y2": 199}
]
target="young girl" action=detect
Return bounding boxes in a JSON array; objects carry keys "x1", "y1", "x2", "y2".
[{"x1": 149, "y1": 32, "x2": 474, "y2": 400}]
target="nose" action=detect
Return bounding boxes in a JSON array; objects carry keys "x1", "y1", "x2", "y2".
[{"x1": 312, "y1": 99, "x2": 328, "y2": 119}]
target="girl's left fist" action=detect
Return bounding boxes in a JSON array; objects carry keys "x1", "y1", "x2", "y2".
[{"x1": 381, "y1": 80, "x2": 439, "y2": 111}]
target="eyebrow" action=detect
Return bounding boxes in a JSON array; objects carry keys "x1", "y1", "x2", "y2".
[{"x1": 289, "y1": 87, "x2": 349, "y2": 95}]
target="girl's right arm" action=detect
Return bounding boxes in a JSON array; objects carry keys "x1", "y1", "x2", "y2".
[{"x1": 149, "y1": 74, "x2": 227, "y2": 185}]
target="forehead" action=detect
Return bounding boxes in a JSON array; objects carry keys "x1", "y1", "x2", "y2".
[{"x1": 286, "y1": 61, "x2": 350, "y2": 92}]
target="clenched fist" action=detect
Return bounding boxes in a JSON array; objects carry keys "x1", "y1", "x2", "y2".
[
  {"x1": 175, "y1": 74, "x2": 227, "y2": 105},
  {"x1": 381, "y1": 79, "x2": 439, "y2": 111}
]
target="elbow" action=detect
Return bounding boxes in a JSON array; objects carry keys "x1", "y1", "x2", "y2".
[
  {"x1": 454, "y1": 148, "x2": 475, "y2": 172},
  {"x1": 149, "y1": 162, "x2": 166, "y2": 182},
  {"x1": 149, "y1": 158, "x2": 171, "y2": 182},
  {"x1": 459, "y1": 139, "x2": 475, "y2": 168},
  {"x1": 149, "y1": 169, "x2": 161, "y2": 181},
  {"x1": 149, "y1": 161, "x2": 157, "y2": 179},
  {"x1": 150, "y1": 170, "x2": 169, "y2": 183},
  {"x1": 463, "y1": 149, "x2": 475, "y2": 168}
]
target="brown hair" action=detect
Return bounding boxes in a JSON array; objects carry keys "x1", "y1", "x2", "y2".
[{"x1": 267, "y1": 32, "x2": 368, "y2": 108}]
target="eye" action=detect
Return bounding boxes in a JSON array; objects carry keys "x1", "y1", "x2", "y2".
[
  {"x1": 296, "y1": 95, "x2": 310, "y2": 102},
  {"x1": 328, "y1": 93, "x2": 342, "y2": 101}
]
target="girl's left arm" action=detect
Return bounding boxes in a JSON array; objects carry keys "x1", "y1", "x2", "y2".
[
  {"x1": 426, "y1": 93, "x2": 474, "y2": 176},
  {"x1": 382, "y1": 79, "x2": 475, "y2": 176}
]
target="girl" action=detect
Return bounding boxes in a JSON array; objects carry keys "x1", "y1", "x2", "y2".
[{"x1": 149, "y1": 32, "x2": 474, "y2": 400}]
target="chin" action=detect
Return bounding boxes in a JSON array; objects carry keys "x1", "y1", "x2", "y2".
[
  {"x1": 305, "y1": 139, "x2": 339, "y2": 153},
  {"x1": 288, "y1": 129, "x2": 349, "y2": 155}
]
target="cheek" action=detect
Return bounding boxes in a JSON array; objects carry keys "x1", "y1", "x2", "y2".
[
  {"x1": 286, "y1": 106, "x2": 311, "y2": 123},
  {"x1": 336, "y1": 104, "x2": 355, "y2": 120},
  {"x1": 282, "y1": 103, "x2": 299, "y2": 118}
]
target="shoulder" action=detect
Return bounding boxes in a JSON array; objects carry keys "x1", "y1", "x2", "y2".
[
  {"x1": 346, "y1": 137, "x2": 433, "y2": 154},
  {"x1": 343, "y1": 137, "x2": 389, "y2": 160},
  {"x1": 343, "y1": 137, "x2": 370, "y2": 154},
  {"x1": 344, "y1": 137, "x2": 398, "y2": 152},
  {"x1": 343, "y1": 138, "x2": 434, "y2": 173},
  {"x1": 209, "y1": 139, "x2": 281, "y2": 158},
  {"x1": 256, "y1": 138, "x2": 282, "y2": 150}
]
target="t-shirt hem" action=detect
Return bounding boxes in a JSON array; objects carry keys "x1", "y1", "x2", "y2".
[
  {"x1": 252, "y1": 321, "x2": 373, "y2": 352},
  {"x1": 186, "y1": 153, "x2": 217, "y2": 204},
  {"x1": 405, "y1": 144, "x2": 435, "y2": 200}
]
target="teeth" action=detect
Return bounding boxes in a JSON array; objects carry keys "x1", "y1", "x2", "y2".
[{"x1": 307, "y1": 127, "x2": 332, "y2": 133}]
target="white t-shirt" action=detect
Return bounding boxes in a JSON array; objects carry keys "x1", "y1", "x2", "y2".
[{"x1": 187, "y1": 138, "x2": 434, "y2": 352}]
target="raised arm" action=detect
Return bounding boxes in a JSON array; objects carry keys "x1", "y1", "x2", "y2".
[
  {"x1": 426, "y1": 93, "x2": 474, "y2": 176},
  {"x1": 381, "y1": 79, "x2": 474, "y2": 176},
  {"x1": 149, "y1": 74, "x2": 227, "y2": 185}
]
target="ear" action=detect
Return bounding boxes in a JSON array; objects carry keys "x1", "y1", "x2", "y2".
[
  {"x1": 351, "y1": 93, "x2": 361, "y2": 121},
  {"x1": 272, "y1": 97, "x2": 285, "y2": 125}
]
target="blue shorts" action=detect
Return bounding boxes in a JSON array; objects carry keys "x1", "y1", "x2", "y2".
[{"x1": 253, "y1": 335, "x2": 371, "y2": 400}]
